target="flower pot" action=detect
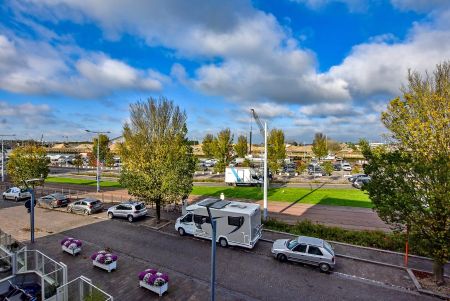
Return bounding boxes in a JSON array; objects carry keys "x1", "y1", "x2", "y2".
[
  {"x1": 62, "y1": 245, "x2": 81, "y2": 256},
  {"x1": 139, "y1": 280, "x2": 168, "y2": 296},
  {"x1": 92, "y1": 260, "x2": 117, "y2": 272}
]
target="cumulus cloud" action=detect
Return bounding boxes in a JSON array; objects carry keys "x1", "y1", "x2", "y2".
[
  {"x1": 390, "y1": 0, "x2": 450, "y2": 12},
  {"x1": 290, "y1": 0, "x2": 369, "y2": 12},
  {"x1": 299, "y1": 103, "x2": 360, "y2": 117},
  {"x1": 0, "y1": 33, "x2": 165, "y2": 98}
]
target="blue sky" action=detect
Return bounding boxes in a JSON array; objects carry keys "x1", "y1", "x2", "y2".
[{"x1": 0, "y1": 0, "x2": 449, "y2": 143}]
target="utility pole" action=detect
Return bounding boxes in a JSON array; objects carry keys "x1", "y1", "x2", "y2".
[
  {"x1": 85, "y1": 130, "x2": 110, "y2": 192},
  {"x1": 24, "y1": 177, "x2": 43, "y2": 243},
  {"x1": 1, "y1": 134, "x2": 16, "y2": 182}
]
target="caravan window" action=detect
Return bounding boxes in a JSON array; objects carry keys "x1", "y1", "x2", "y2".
[
  {"x1": 228, "y1": 216, "x2": 244, "y2": 227},
  {"x1": 194, "y1": 215, "x2": 210, "y2": 224}
]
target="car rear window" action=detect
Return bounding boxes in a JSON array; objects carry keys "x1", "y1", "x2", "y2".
[
  {"x1": 135, "y1": 203, "x2": 145, "y2": 210},
  {"x1": 91, "y1": 200, "x2": 100, "y2": 206},
  {"x1": 20, "y1": 188, "x2": 28, "y2": 193}
]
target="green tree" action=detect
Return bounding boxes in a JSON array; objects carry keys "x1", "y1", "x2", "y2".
[
  {"x1": 312, "y1": 133, "x2": 328, "y2": 159},
  {"x1": 346, "y1": 142, "x2": 358, "y2": 152},
  {"x1": 6, "y1": 145, "x2": 49, "y2": 186},
  {"x1": 92, "y1": 134, "x2": 114, "y2": 167},
  {"x1": 268, "y1": 129, "x2": 286, "y2": 172},
  {"x1": 296, "y1": 161, "x2": 307, "y2": 174},
  {"x1": 321, "y1": 161, "x2": 334, "y2": 176},
  {"x1": 119, "y1": 97, "x2": 196, "y2": 221},
  {"x1": 361, "y1": 62, "x2": 450, "y2": 285},
  {"x1": 234, "y1": 135, "x2": 248, "y2": 158},
  {"x1": 212, "y1": 129, "x2": 234, "y2": 172},
  {"x1": 202, "y1": 134, "x2": 215, "y2": 158},
  {"x1": 73, "y1": 154, "x2": 83, "y2": 173}
]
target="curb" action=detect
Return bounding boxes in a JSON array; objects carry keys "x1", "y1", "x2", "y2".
[{"x1": 406, "y1": 268, "x2": 450, "y2": 300}]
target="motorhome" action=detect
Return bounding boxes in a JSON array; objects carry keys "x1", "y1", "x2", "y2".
[
  {"x1": 175, "y1": 198, "x2": 262, "y2": 249},
  {"x1": 225, "y1": 167, "x2": 262, "y2": 186}
]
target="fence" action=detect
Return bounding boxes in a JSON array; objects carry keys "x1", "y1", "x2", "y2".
[{"x1": 54, "y1": 276, "x2": 113, "y2": 301}]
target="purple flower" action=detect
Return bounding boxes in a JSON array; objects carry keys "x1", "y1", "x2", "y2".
[
  {"x1": 138, "y1": 272, "x2": 147, "y2": 280},
  {"x1": 111, "y1": 255, "x2": 118, "y2": 261},
  {"x1": 90, "y1": 253, "x2": 98, "y2": 260}
]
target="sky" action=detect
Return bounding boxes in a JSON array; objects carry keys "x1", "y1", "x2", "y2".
[{"x1": 0, "y1": 0, "x2": 449, "y2": 143}]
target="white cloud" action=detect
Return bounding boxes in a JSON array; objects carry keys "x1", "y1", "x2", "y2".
[
  {"x1": 390, "y1": 0, "x2": 450, "y2": 12},
  {"x1": 299, "y1": 103, "x2": 359, "y2": 117},
  {"x1": 0, "y1": 33, "x2": 164, "y2": 98},
  {"x1": 290, "y1": 0, "x2": 369, "y2": 12},
  {"x1": 326, "y1": 17, "x2": 450, "y2": 98}
]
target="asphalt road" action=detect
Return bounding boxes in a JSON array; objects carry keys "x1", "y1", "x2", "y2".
[{"x1": 36, "y1": 218, "x2": 432, "y2": 301}]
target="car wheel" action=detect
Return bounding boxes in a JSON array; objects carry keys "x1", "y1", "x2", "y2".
[
  {"x1": 127, "y1": 215, "x2": 134, "y2": 223},
  {"x1": 319, "y1": 263, "x2": 331, "y2": 273},
  {"x1": 219, "y1": 238, "x2": 228, "y2": 248},
  {"x1": 14, "y1": 197, "x2": 18, "y2": 202},
  {"x1": 277, "y1": 254, "x2": 287, "y2": 262},
  {"x1": 51, "y1": 203, "x2": 56, "y2": 209},
  {"x1": 108, "y1": 212, "x2": 114, "y2": 219},
  {"x1": 67, "y1": 207, "x2": 72, "y2": 213},
  {"x1": 83, "y1": 209, "x2": 89, "y2": 216},
  {"x1": 178, "y1": 227, "x2": 185, "y2": 236},
  {"x1": 2, "y1": 195, "x2": 5, "y2": 200}
]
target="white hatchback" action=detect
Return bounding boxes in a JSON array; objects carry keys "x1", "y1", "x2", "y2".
[{"x1": 2, "y1": 187, "x2": 31, "y2": 201}]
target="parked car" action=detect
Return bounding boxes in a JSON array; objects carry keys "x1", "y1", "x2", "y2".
[
  {"x1": 341, "y1": 163, "x2": 352, "y2": 171},
  {"x1": 271, "y1": 236, "x2": 335, "y2": 272},
  {"x1": 67, "y1": 198, "x2": 103, "y2": 215},
  {"x1": 37, "y1": 193, "x2": 70, "y2": 208},
  {"x1": 2, "y1": 187, "x2": 31, "y2": 201},
  {"x1": 333, "y1": 163, "x2": 342, "y2": 171},
  {"x1": 353, "y1": 177, "x2": 371, "y2": 189},
  {"x1": 307, "y1": 164, "x2": 327, "y2": 176},
  {"x1": 348, "y1": 174, "x2": 368, "y2": 183},
  {"x1": 107, "y1": 201, "x2": 147, "y2": 222}
]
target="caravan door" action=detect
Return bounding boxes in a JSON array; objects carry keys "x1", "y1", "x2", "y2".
[{"x1": 179, "y1": 213, "x2": 195, "y2": 235}]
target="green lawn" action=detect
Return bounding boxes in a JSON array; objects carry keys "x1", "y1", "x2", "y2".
[
  {"x1": 191, "y1": 186, "x2": 372, "y2": 208},
  {"x1": 46, "y1": 177, "x2": 122, "y2": 188},
  {"x1": 45, "y1": 177, "x2": 372, "y2": 208}
]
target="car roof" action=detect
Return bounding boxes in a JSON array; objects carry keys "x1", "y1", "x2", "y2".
[
  {"x1": 119, "y1": 201, "x2": 143, "y2": 205},
  {"x1": 297, "y1": 236, "x2": 324, "y2": 247},
  {"x1": 81, "y1": 198, "x2": 99, "y2": 202}
]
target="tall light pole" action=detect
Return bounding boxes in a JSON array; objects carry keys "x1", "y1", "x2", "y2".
[
  {"x1": 1, "y1": 134, "x2": 16, "y2": 182},
  {"x1": 85, "y1": 130, "x2": 110, "y2": 192}
]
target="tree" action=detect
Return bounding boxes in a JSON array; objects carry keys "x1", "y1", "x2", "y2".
[
  {"x1": 73, "y1": 154, "x2": 83, "y2": 173},
  {"x1": 346, "y1": 142, "x2": 358, "y2": 152},
  {"x1": 212, "y1": 129, "x2": 233, "y2": 172},
  {"x1": 234, "y1": 135, "x2": 248, "y2": 158},
  {"x1": 321, "y1": 161, "x2": 333, "y2": 176},
  {"x1": 296, "y1": 161, "x2": 307, "y2": 174},
  {"x1": 118, "y1": 97, "x2": 196, "y2": 221},
  {"x1": 268, "y1": 129, "x2": 286, "y2": 172},
  {"x1": 7, "y1": 145, "x2": 49, "y2": 186},
  {"x1": 312, "y1": 133, "x2": 328, "y2": 159},
  {"x1": 361, "y1": 62, "x2": 450, "y2": 285},
  {"x1": 92, "y1": 134, "x2": 114, "y2": 167},
  {"x1": 327, "y1": 140, "x2": 342, "y2": 154},
  {"x1": 202, "y1": 134, "x2": 215, "y2": 158}
]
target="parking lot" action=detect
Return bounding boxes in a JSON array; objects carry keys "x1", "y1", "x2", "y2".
[{"x1": 0, "y1": 197, "x2": 442, "y2": 300}]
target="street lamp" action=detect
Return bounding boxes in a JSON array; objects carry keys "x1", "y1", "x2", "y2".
[
  {"x1": 0, "y1": 134, "x2": 16, "y2": 182},
  {"x1": 23, "y1": 177, "x2": 43, "y2": 243},
  {"x1": 85, "y1": 130, "x2": 110, "y2": 192}
]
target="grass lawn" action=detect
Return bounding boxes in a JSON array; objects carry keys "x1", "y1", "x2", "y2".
[
  {"x1": 191, "y1": 186, "x2": 372, "y2": 208},
  {"x1": 45, "y1": 177, "x2": 372, "y2": 208},
  {"x1": 46, "y1": 177, "x2": 122, "y2": 188}
]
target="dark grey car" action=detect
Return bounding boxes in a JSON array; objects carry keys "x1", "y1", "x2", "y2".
[
  {"x1": 271, "y1": 236, "x2": 335, "y2": 272},
  {"x1": 67, "y1": 198, "x2": 103, "y2": 215}
]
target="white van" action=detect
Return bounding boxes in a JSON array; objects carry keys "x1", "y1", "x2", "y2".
[
  {"x1": 175, "y1": 198, "x2": 262, "y2": 249},
  {"x1": 225, "y1": 167, "x2": 262, "y2": 186}
]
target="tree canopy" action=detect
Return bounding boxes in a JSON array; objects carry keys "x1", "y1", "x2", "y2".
[
  {"x1": 212, "y1": 129, "x2": 233, "y2": 172},
  {"x1": 202, "y1": 134, "x2": 215, "y2": 158},
  {"x1": 268, "y1": 128, "x2": 286, "y2": 172},
  {"x1": 92, "y1": 134, "x2": 114, "y2": 167},
  {"x1": 312, "y1": 133, "x2": 328, "y2": 159},
  {"x1": 361, "y1": 62, "x2": 450, "y2": 284},
  {"x1": 118, "y1": 97, "x2": 196, "y2": 221},
  {"x1": 6, "y1": 145, "x2": 49, "y2": 187},
  {"x1": 234, "y1": 135, "x2": 248, "y2": 158}
]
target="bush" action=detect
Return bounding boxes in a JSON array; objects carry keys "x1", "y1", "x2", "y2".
[{"x1": 264, "y1": 219, "x2": 429, "y2": 257}]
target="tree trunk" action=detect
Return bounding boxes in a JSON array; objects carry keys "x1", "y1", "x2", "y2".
[
  {"x1": 155, "y1": 199, "x2": 161, "y2": 223},
  {"x1": 433, "y1": 261, "x2": 445, "y2": 285}
]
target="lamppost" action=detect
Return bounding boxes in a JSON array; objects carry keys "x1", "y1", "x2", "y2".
[
  {"x1": 24, "y1": 177, "x2": 43, "y2": 244},
  {"x1": 85, "y1": 130, "x2": 110, "y2": 192},
  {"x1": 1, "y1": 134, "x2": 16, "y2": 182}
]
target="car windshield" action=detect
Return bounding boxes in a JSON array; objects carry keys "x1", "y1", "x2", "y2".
[
  {"x1": 287, "y1": 239, "x2": 298, "y2": 249},
  {"x1": 323, "y1": 241, "x2": 334, "y2": 255}
]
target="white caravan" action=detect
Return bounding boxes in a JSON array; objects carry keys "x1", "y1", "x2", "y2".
[
  {"x1": 225, "y1": 167, "x2": 262, "y2": 186},
  {"x1": 175, "y1": 198, "x2": 262, "y2": 249}
]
